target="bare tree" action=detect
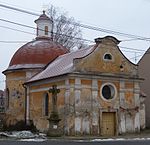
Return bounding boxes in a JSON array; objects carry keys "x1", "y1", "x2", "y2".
[{"x1": 46, "y1": 5, "x2": 84, "y2": 50}]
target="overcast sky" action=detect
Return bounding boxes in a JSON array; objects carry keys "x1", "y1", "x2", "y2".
[{"x1": 0, "y1": 0, "x2": 150, "y2": 90}]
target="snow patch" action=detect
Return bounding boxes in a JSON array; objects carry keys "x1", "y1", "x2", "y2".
[
  {"x1": 0, "y1": 131, "x2": 47, "y2": 140},
  {"x1": 91, "y1": 138, "x2": 150, "y2": 142},
  {"x1": 19, "y1": 138, "x2": 46, "y2": 142}
]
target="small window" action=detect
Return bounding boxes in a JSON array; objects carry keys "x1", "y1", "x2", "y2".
[
  {"x1": 43, "y1": 93, "x2": 49, "y2": 116},
  {"x1": 37, "y1": 27, "x2": 39, "y2": 36},
  {"x1": 104, "y1": 53, "x2": 112, "y2": 60},
  {"x1": 6, "y1": 88, "x2": 9, "y2": 109},
  {"x1": 45, "y1": 26, "x2": 48, "y2": 35},
  {"x1": 101, "y1": 83, "x2": 117, "y2": 100}
]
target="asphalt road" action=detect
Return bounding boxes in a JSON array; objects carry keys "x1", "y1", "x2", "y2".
[{"x1": 0, "y1": 139, "x2": 150, "y2": 145}]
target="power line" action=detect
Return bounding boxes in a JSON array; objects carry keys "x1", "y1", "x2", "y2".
[
  {"x1": 0, "y1": 19, "x2": 94, "y2": 43},
  {"x1": 129, "y1": 49, "x2": 150, "y2": 61},
  {"x1": 0, "y1": 39, "x2": 144, "y2": 54},
  {"x1": 0, "y1": 3, "x2": 39, "y2": 16},
  {"x1": 0, "y1": 1, "x2": 40, "y2": 13},
  {"x1": 1, "y1": 3, "x2": 150, "y2": 41},
  {"x1": 123, "y1": 48, "x2": 150, "y2": 64},
  {"x1": 0, "y1": 18, "x2": 148, "y2": 55},
  {"x1": 0, "y1": 3, "x2": 148, "y2": 53},
  {"x1": 72, "y1": 22, "x2": 150, "y2": 41},
  {"x1": 120, "y1": 38, "x2": 145, "y2": 42},
  {"x1": 129, "y1": 54, "x2": 144, "y2": 61},
  {"x1": 0, "y1": 40, "x2": 28, "y2": 43},
  {"x1": 119, "y1": 46, "x2": 145, "y2": 52},
  {"x1": 0, "y1": 24, "x2": 146, "y2": 63},
  {"x1": 120, "y1": 49, "x2": 143, "y2": 54},
  {"x1": 0, "y1": 17, "x2": 149, "y2": 52},
  {"x1": 0, "y1": 25, "x2": 35, "y2": 35},
  {"x1": 0, "y1": 21, "x2": 147, "y2": 54},
  {"x1": 0, "y1": 18, "x2": 35, "y2": 30}
]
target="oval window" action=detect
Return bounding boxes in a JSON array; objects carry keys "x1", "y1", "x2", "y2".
[{"x1": 101, "y1": 83, "x2": 116, "y2": 100}]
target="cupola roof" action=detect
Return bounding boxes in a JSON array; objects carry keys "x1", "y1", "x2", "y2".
[
  {"x1": 34, "y1": 11, "x2": 52, "y2": 23},
  {"x1": 3, "y1": 37, "x2": 68, "y2": 73}
]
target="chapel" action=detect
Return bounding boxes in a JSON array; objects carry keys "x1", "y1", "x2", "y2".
[{"x1": 3, "y1": 11, "x2": 145, "y2": 136}]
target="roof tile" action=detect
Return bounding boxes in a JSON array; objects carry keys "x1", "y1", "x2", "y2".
[{"x1": 27, "y1": 45, "x2": 95, "y2": 83}]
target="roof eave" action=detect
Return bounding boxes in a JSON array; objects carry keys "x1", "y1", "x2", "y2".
[{"x1": 24, "y1": 73, "x2": 69, "y2": 86}]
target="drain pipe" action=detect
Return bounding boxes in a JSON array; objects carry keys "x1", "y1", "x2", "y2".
[{"x1": 23, "y1": 84, "x2": 30, "y2": 125}]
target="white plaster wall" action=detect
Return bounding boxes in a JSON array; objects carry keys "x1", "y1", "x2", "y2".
[
  {"x1": 36, "y1": 20, "x2": 52, "y2": 37},
  {"x1": 119, "y1": 81, "x2": 125, "y2": 107},
  {"x1": 75, "y1": 90, "x2": 81, "y2": 106},
  {"x1": 75, "y1": 117, "x2": 81, "y2": 133},
  {"x1": 120, "y1": 80, "x2": 125, "y2": 89},
  {"x1": 119, "y1": 112, "x2": 126, "y2": 134},
  {"x1": 140, "y1": 104, "x2": 146, "y2": 129},
  {"x1": 126, "y1": 114, "x2": 134, "y2": 132},
  {"x1": 75, "y1": 78, "x2": 81, "y2": 107},
  {"x1": 82, "y1": 117, "x2": 90, "y2": 134},
  {"x1": 92, "y1": 79, "x2": 98, "y2": 89},
  {"x1": 65, "y1": 79, "x2": 70, "y2": 104},
  {"x1": 92, "y1": 91, "x2": 98, "y2": 99},
  {"x1": 120, "y1": 92, "x2": 125, "y2": 107},
  {"x1": 64, "y1": 118, "x2": 70, "y2": 135},
  {"x1": 134, "y1": 112, "x2": 140, "y2": 132},
  {"x1": 92, "y1": 112, "x2": 98, "y2": 126},
  {"x1": 134, "y1": 82, "x2": 140, "y2": 107},
  {"x1": 92, "y1": 90, "x2": 100, "y2": 107}
]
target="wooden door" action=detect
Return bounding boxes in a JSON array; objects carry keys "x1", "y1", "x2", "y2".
[{"x1": 101, "y1": 112, "x2": 116, "y2": 136}]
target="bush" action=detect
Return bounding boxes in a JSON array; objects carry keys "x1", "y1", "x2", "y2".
[{"x1": 3, "y1": 120, "x2": 38, "y2": 132}]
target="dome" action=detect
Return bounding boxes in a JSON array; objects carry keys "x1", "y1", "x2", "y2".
[
  {"x1": 3, "y1": 11, "x2": 69, "y2": 73},
  {"x1": 6, "y1": 37, "x2": 68, "y2": 71}
]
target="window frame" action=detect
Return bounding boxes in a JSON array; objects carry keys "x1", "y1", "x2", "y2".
[
  {"x1": 103, "y1": 53, "x2": 113, "y2": 61},
  {"x1": 6, "y1": 88, "x2": 9, "y2": 109},
  {"x1": 44, "y1": 26, "x2": 48, "y2": 35},
  {"x1": 43, "y1": 92, "x2": 49, "y2": 117},
  {"x1": 100, "y1": 83, "x2": 117, "y2": 101}
]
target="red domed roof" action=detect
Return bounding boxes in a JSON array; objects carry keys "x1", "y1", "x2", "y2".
[{"x1": 7, "y1": 37, "x2": 68, "y2": 71}]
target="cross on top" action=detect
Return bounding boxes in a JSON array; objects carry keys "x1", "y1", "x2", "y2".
[
  {"x1": 49, "y1": 85, "x2": 60, "y2": 95},
  {"x1": 49, "y1": 85, "x2": 60, "y2": 112}
]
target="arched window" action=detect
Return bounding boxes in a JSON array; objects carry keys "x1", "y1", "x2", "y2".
[
  {"x1": 37, "y1": 27, "x2": 39, "y2": 36},
  {"x1": 45, "y1": 26, "x2": 48, "y2": 35},
  {"x1": 104, "y1": 53, "x2": 112, "y2": 61},
  {"x1": 6, "y1": 88, "x2": 9, "y2": 109},
  {"x1": 43, "y1": 93, "x2": 49, "y2": 116}
]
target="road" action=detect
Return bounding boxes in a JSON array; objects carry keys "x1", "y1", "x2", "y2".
[{"x1": 0, "y1": 139, "x2": 150, "y2": 145}]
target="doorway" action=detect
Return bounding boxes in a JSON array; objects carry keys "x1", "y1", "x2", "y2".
[{"x1": 101, "y1": 112, "x2": 116, "y2": 136}]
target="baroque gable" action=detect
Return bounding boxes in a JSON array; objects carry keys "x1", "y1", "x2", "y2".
[{"x1": 74, "y1": 36, "x2": 138, "y2": 77}]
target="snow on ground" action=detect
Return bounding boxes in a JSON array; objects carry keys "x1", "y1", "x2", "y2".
[
  {"x1": 1, "y1": 131, "x2": 150, "y2": 142},
  {"x1": 0, "y1": 131, "x2": 47, "y2": 142},
  {"x1": 91, "y1": 138, "x2": 150, "y2": 142},
  {"x1": 19, "y1": 138, "x2": 47, "y2": 142},
  {"x1": 71, "y1": 138, "x2": 150, "y2": 142}
]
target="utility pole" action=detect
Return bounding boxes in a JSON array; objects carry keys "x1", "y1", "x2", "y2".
[{"x1": 135, "y1": 52, "x2": 137, "y2": 63}]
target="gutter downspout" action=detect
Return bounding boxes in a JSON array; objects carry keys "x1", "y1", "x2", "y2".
[{"x1": 23, "y1": 84, "x2": 30, "y2": 125}]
